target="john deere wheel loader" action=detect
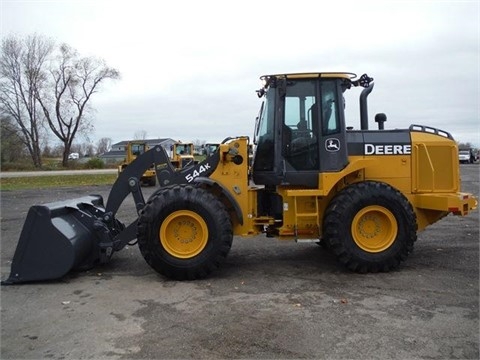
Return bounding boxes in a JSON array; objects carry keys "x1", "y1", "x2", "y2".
[{"x1": 3, "y1": 72, "x2": 477, "y2": 284}]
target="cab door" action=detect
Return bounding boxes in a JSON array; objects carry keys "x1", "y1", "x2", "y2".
[
  {"x1": 315, "y1": 80, "x2": 349, "y2": 173},
  {"x1": 252, "y1": 77, "x2": 348, "y2": 188},
  {"x1": 281, "y1": 79, "x2": 348, "y2": 187},
  {"x1": 281, "y1": 79, "x2": 320, "y2": 187}
]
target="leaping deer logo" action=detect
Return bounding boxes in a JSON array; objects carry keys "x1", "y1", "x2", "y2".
[{"x1": 325, "y1": 138, "x2": 340, "y2": 152}]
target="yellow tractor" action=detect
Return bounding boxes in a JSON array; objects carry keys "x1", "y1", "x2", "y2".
[
  {"x1": 118, "y1": 141, "x2": 156, "y2": 186},
  {"x1": 3, "y1": 72, "x2": 477, "y2": 284},
  {"x1": 170, "y1": 142, "x2": 197, "y2": 169}
]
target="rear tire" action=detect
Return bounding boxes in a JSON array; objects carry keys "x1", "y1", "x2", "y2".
[
  {"x1": 323, "y1": 181, "x2": 417, "y2": 273},
  {"x1": 137, "y1": 185, "x2": 232, "y2": 280}
]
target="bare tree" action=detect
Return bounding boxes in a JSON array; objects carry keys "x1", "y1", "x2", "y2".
[
  {"x1": 85, "y1": 143, "x2": 96, "y2": 157},
  {"x1": 0, "y1": 34, "x2": 54, "y2": 167},
  {"x1": 51, "y1": 143, "x2": 64, "y2": 157},
  {"x1": 192, "y1": 138, "x2": 206, "y2": 155},
  {"x1": 193, "y1": 139, "x2": 206, "y2": 147},
  {"x1": 134, "y1": 130, "x2": 148, "y2": 140},
  {"x1": 1, "y1": 115, "x2": 27, "y2": 163},
  {"x1": 73, "y1": 141, "x2": 94, "y2": 157},
  {"x1": 37, "y1": 44, "x2": 120, "y2": 166},
  {"x1": 457, "y1": 142, "x2": 474, "y2": 150},
  {"x1": 42, "y1": 143, "x2": 53, "y2": 158},
  {"x1": 69, "y1": 143, "x2": 82, "y2": 155},
  {"x1": 96, "y1": 137, "x2": 112, "y2": 155},
  {"x1": 1, "y1": 34, "x2": 120, "y2": 168}
]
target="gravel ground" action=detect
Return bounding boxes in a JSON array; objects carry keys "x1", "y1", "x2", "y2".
[{"x1": 1, "y1": 165, "x2": 478, "y2": 359}]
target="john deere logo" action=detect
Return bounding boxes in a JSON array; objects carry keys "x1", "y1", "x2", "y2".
[{"x1": 325, "y1": 138, "x2": 340, "y2": 152}]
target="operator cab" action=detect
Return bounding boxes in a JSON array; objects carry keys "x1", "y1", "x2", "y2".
[
  {"x1": 130, "y1": 142, "x2": 147, "y2": 157},
  {"x1": 252, "y1": 72, "x2": 363, "y2": 187}
]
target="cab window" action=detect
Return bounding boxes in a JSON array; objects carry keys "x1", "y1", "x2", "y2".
[
  {"x1": 132, "y1": 144, "x2": 145, "y2": 156},
  {"x1": 283, "y1": 80, "x2": 318, "y2": 170},
  {"x1": 320, "y1": 81, "x2": 340, "y2": 135}
]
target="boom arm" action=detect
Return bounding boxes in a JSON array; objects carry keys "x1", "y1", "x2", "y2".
[
  {"x1": 105, "y1": 145, "x2": 173, "y2": 214},
  {"x1": 105, "y1": 144, "x2": 221, "y2": 250}
]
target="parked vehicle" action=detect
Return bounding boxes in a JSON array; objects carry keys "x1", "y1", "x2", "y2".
[
  {"x1": 118, "y1": 141, "x2": 156, "y2": 186},
  {"x1": 170, "y1": 142, "x2": 197, "y2": 169},
  {"x1": 458, "y1": 149, "x2": 475, "y2": 164}
]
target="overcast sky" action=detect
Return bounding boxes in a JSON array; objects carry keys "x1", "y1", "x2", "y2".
[{"x1": 1, "y1": 0, "x2": 479, "y2": 146}]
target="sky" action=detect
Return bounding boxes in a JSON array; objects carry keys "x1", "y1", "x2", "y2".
[{"x1": 1, "y1": 0, "x2": 479, "y2": 147}]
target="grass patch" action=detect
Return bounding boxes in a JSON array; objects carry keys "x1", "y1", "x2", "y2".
[{"x1": 0, "y1": 174, "x2": 117, "y2": 191}]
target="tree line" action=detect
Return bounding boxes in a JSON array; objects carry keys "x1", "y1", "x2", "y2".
[
  {"x1": 0, "y1": 33, "x2": 120, "y2": 168},
  {"x1": 1, "y1": 115, "x2": 113, "y2": 163}
]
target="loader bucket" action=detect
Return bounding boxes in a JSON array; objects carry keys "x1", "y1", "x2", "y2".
[{"x1": 2, "y1": 195, "x2": 116, "y2": 285}]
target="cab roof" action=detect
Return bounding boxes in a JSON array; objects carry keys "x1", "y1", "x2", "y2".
[{"x1": 260, "y1": 72, "x2": 357, "y2": 81}]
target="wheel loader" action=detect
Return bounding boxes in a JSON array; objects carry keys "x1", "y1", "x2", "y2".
[
  {"x1": 3, "y1": 72, "x2": 477, "y2": 284},
  {"x1": 118, "y1": 140, "x2": 156, "y2": 186},
  {"x1": 170, "y1": 142, "x2": 197, "y2": 169}
]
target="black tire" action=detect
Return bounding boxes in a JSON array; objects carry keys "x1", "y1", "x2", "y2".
[
  {"x1": 137, "y1": 185, "x2": 232, "y2": 280},
  {"x1": 323, "y1": 181, "x2": 417, "y2": 273},
  {"x1": 317, "y1": 239, "x2": 330, "y2": 250}
]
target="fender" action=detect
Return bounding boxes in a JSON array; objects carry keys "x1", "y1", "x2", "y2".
[{"x1": 193, "y1": 177, "x2": 244, "y2": 226}]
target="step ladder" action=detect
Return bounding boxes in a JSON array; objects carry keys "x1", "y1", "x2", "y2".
[{"x1": 292, "y1": 193, "x2": 320, "y2": 242}]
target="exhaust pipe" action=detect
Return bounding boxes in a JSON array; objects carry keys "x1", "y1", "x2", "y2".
[{"x1": 360, "y1": 83, "x2": 374, "y2": 130}]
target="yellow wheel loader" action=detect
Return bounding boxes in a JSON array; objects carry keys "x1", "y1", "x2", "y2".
[
  {"x1": 118, "y1": 141, "x2": 156, "y2": 186},
  {"x1": 170, "y1": 142, "x2": 197, "y2": 169},
  {"x1": 3, "y1": 72, "x2": 477, "y2": 284}
]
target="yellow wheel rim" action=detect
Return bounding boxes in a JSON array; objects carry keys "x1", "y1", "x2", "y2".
[
  {"x1": 351, "y1": 205, "x2": 397, "y2": 253},
  {"x1": 160, "y1": 210, "x2": 208, "y2": 259}
]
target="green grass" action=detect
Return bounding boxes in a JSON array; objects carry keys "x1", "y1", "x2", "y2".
[{"x1": 0, "y1": 174, "x2": 117, "y2": 191}]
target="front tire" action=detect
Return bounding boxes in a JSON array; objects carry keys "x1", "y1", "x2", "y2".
[
  {"x1": 137, "y1": 185, "x2": 233, "y2": 280},
  {"x1": 323, "y1": 181, "x2": 417, "y2": 273}
]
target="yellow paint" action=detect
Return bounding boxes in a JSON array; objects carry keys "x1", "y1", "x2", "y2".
[
  {"x1": 194, "y1": 127, "x2": 477, "y2": 242},
  {"x1": 160, "y1": 210, "x2": 208, "y2": 259},
  {"x1": 351, "y1": 205, "x2": 398, "y2": 252},
  {"x1": 118, "y1": 141, "x2": 156, "y2": 184}
]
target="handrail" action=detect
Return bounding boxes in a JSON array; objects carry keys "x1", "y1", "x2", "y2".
[{"x1": 409, "y1": 124, "x2": 453, "y2": 140}]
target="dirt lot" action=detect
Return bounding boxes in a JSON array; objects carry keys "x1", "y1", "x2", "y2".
[{"x1": 1, "y1": 165, "x2": 479, "y2": 359}]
